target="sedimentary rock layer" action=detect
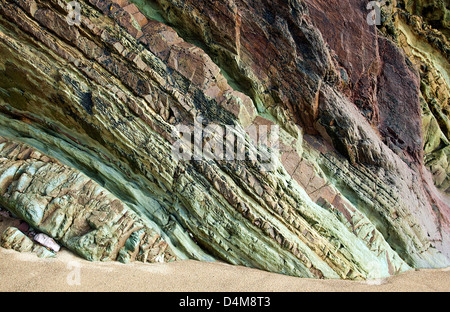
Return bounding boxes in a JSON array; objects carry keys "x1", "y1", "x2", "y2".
[{"x1": 0, "y1": 227, "x2": 57, "y2": 258}]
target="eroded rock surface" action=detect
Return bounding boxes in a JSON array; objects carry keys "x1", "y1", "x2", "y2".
[
  {"x1": 0, "y1": 227, "x2": 56, "y2": 258},
  {"x1": 0, "y1": 0, "x2": 448, "y2": 279},
  {"x1": 0, "y1": 138, "x2": 176, "y2": 263}
]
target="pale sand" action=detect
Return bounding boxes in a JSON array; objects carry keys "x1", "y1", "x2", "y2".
[
  {"x1": 2, "y1": 248, "x2": 450, "y2": 292},
  {"x1": 0, "y1": 217, "x2": 449, "y2": 292}
]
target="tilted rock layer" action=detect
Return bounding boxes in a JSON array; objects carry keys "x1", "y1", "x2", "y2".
[
  {"x1": 0, "y1": 138, "x2": 176, "y2": 263},
  {"x1": 0, "y1": 0, "x2": 448, "y2": 279}
]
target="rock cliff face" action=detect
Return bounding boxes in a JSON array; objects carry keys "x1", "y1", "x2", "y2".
[{"x1": 0, "y1": 0, "x2": 448, "y2": 279}]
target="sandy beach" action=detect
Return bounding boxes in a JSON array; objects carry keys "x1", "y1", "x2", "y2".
[
  {"x1": 1, "y1": 215, "x2": 449, "y2": 292},
  {"x1": 1, "y1": 244, "x2": 449, "y2": 292}
]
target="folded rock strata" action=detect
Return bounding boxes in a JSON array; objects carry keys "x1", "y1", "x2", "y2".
[
  {"x1": 0, "y1": 0, "x2": 448, "y2": 279},
  {"x1": 0, "y1": 138, "x2": 176, "y2": 263}
]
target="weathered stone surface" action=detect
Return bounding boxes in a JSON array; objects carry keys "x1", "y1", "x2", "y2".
[
  {"x1": 404, "y1": 0, "x2": 450, "y2": 38},
  {"x1": 375, "y1": 1, "x2": 450, "y2": 193},
  {"x1": 0, "y1": 0, "x2": 448, "y2": 280},
  {"x1": 1, "y1": 227, "x2": 35, "y2": 253},
  {"x1": 0, "y1": 139, "x2": 176, "y2": 263}
]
